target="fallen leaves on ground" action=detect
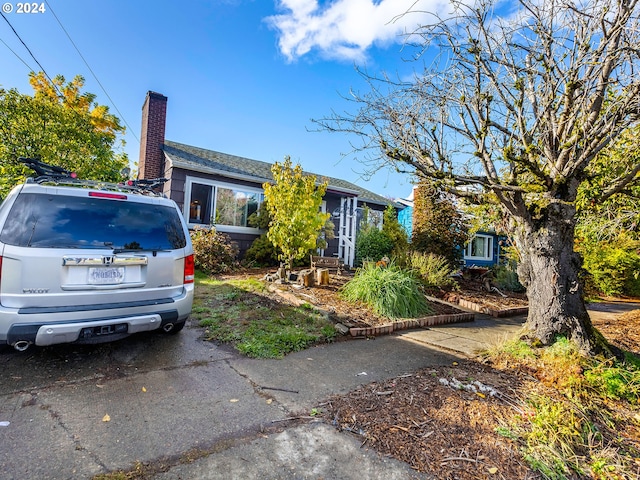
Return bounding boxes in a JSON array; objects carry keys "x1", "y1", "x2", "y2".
[{"x1": 321, "y1": 362, "x2": 535, "y2": 479}]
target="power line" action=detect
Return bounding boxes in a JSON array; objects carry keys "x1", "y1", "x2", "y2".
[
  {"x1": 0, "y1": 35, "x2": 34, "y2": 71},
  {"x1": 45, "y1": 1, "x2": 139, "y2": 143},
  {"x1": 0, "y1": 10, "x2": 61, "y2": 96}
]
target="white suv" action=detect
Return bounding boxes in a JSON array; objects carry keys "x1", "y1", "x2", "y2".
[{"x1": 0, "y1": 159, "x2": 194, "y2": 351}]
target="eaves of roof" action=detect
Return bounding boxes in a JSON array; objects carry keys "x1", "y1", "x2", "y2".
[
  {"x1": 396, "y1": 198, "x2": 414, "y2": 208},
  {"x1": 163, "y1": 140, "x2": 400, "y2": 208}
]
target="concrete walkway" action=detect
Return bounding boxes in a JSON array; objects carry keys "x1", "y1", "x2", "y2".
[
  {"x1": 401, "y1": 313, "x2": 527, "y2": 357},
  {"x1": 151, "y1": 313, "x2": 528, "y2": 480}
]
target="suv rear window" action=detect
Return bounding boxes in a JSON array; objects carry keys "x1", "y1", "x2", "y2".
[{"x1": 0, "y1": 193, "x2": 187, "y2": 250}]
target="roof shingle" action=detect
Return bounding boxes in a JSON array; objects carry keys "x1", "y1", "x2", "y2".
[{"x1": 163, "y1": 140, "x2": 397, "y2": 207}]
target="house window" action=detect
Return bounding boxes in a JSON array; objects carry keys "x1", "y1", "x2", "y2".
[
  {"x1": 215, "y1": 187, "x2": 260, "y2": 227},
  {"x1": 356, "y1": 207, "x2": 384, "y2": 231},
  {"x1": 189, "y1": 183, "x2": 213, "y2": 224},
  {"x1": 465, "y1": 234, "x2": 493, "y2": 261},
  {"x1": 186, "y1": 178, "x2": 263, "y2": 232}
]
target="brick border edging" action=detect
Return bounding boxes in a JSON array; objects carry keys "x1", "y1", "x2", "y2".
[
  {"x1": 267, "y1": 283, "x2": 481, "y2": 337},
  {"x1": 349, "y1": 312, "x2": 475, "y2": 337}
]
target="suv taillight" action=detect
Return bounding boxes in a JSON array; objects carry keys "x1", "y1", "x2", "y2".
[{"x1": 184, "y1": 254, "x2": 195, "y2": 284}]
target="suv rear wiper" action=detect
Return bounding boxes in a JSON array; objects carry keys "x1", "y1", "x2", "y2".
[{"x1": 112, "y1": 248, "x2": 170, "y2": 255}]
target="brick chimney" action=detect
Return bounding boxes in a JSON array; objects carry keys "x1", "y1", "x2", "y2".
[{"x1": 138, "y1": 91, "x2": 167, "y2": 179}]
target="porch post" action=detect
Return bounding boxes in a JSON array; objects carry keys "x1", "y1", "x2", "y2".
[{"x1": 338, "y1": 196, "x2": 357, "y2": 268}]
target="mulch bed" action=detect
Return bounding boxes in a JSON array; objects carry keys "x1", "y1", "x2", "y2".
[
  {"x1": 321, "y1": 362, "x2": 535, "y2": 479},
  {"x1": 222, "y1": 267, "x2": 529, "y2": 326},
  {"x1": 272, "y1": 271, "x2": 528, "y2": 328},
  {"x1": 438, "y1": 277, "x2": 529, "y2": 312}
]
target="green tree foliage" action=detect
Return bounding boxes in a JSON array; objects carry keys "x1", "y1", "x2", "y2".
[
  {"x1": 263, "y1": 156, "x2": 330, "y2": 270},
  {"x1": 245, "y1": 199, "x2": 334, "y2": 267},
  {"x1": 0, "y1": 72, "x2": 128, "y2": 198},
  {"x1": 412, "y1": 180, "x2": 468, "y2": 267},
  {"x1": 382, "y1": 204, "x2": 409, "y2": 260},
  {"x1": 580, "y1": 233, "x2": 640, "y2": 297},
  {"x1": 576, "y1": 124, "x2": 640, "y2": 241},
  {"x1": 575, "y1": 124, "x2": 640, "y2": 296}
]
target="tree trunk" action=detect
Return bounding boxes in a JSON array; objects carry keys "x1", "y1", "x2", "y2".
[
  {"x1": 299, "y1": 269, "x2": 315, "y2": 287},
  {"x1": 515, "y1": 210, "x2": 609, "y2": 356},
  {"x1": 315, "y1": 268, "x2": 330, "y2": 286}
]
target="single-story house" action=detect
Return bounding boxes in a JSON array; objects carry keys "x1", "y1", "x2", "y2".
[
  {"x1": 138, "y1": 91, "x2": 399, "y2": 267},
  {"x1": 396, "y1": 189, "x2": 504, "y2": 268}
]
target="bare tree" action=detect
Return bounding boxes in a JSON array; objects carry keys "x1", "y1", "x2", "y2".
[{"x1": 316, "y1": 0, "x2": 640, "y2": 354}]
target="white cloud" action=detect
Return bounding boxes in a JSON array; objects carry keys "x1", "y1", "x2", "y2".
[{"x1": 266, "y1": 0, "x2": 448, "y2": 62}]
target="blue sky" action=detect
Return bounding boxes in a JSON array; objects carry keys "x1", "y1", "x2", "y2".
[{"x1": 0, "y1": 0, "x2": 447, "y2": 200}]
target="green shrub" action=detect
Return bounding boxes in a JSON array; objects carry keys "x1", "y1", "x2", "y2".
[
  {"x1": 190, "y1": 226, "x2": 239, "y2": 274},
  {"x1": 579, "y1": 234, "x2": 640, "y2": 297},
  {"x1": 340, "y1": 262, "x2": 433, "y2": 319},
  {"x1": 355, "y1": 225, "x2": 393, "y2": 267},
  {"x1": 243, "y1": 234, "x2": 280, "y2": 267},
  {"x1": 244, "y1": 246, "x2": 320, "y2": 269},
  {"x1": 493, "y1": 263, "x2": 525, "y2": 292},
  {"x1": 407, "y1": 251, "x2": 455, "y2": 289}
]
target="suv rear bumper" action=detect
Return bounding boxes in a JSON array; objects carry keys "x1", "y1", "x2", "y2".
[{"x1": 0, "y1": 287, "x2": 193, "y2": 347}]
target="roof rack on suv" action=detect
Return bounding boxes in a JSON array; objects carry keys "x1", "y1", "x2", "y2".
[
  {"x1": 19, "y1": 157, "x2": 168, "y2": 197},
  {"x1": 20, "y1": 157, "x2": 76, "y2": 180}
]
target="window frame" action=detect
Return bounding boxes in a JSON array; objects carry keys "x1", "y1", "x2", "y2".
[
  {"x1": 184, "y1": 177, "x2": 265, "y2": 234},
  {"x1": 464, "y1": 234, "x2": 494, "y2": 261}
]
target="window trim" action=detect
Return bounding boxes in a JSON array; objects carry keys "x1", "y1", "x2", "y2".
[
  {"x1": 464, "y1": 234, "x2": 494, "y2": 261},
  {"x1": 184, "y1": 176, "x2": 264, "y2": 233}
]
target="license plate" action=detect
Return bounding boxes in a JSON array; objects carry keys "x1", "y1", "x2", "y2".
[
  {"x1": 80, "y1": 323, "x2": 128, "y2": 338},
  {"x1": 88, "y1": 267, "x2": 125, "y2": 284}
]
